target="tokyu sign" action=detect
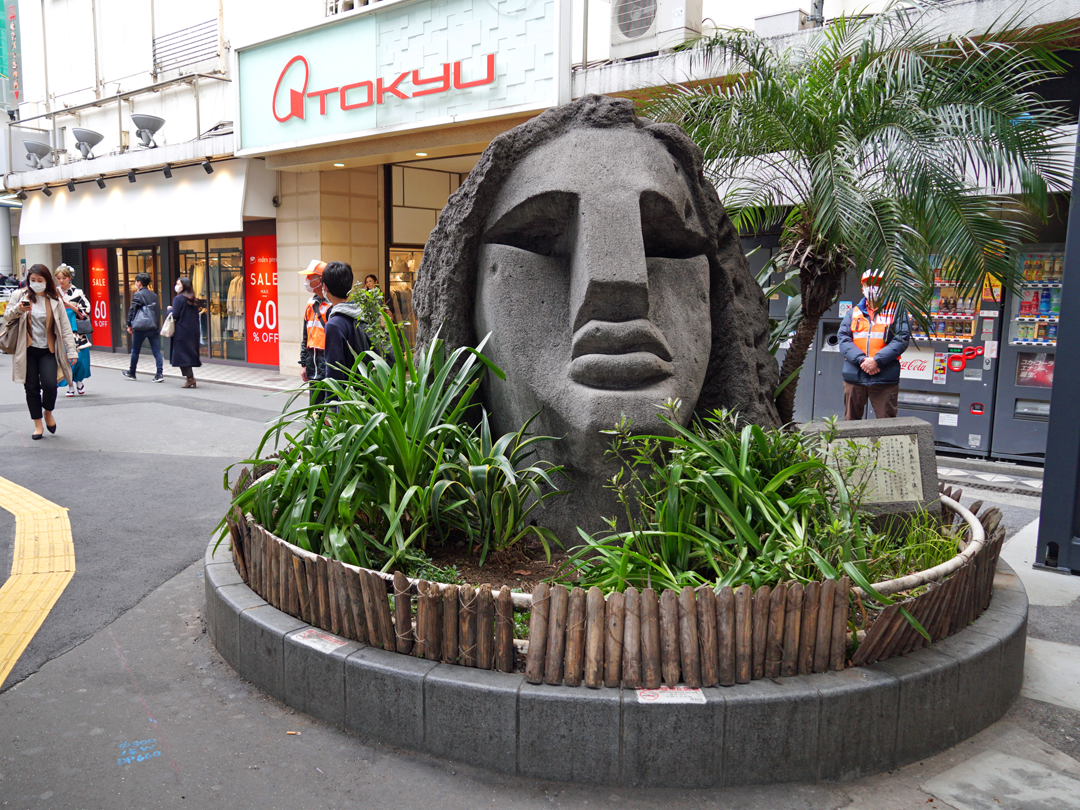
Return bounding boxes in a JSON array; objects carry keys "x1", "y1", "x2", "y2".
[{"x1": 237, "y1": 0, "x2": 564, "y2": 155}]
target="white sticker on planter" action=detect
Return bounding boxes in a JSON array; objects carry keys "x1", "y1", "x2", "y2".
[
  {"x1": 635, "y1": 687, "x2": 706, "y2": 704},
  {"x1": 294, "y1": 628, "x2": 350, "y2": 654}
]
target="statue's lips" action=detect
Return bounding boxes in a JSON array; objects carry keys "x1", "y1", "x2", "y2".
[{"x1": 569, "y1": 320, "x2": 674, "y2": 389}]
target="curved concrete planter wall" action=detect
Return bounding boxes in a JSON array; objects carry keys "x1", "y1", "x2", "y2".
[{"x1": 204, "y1": 538, "x2": 1028, "y2": 787}]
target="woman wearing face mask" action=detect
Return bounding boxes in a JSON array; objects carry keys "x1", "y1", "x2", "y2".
[
  {"x1": 2, "y1": 264, "x2": 78, "y2": 439},
  {"x1": 167, "y1": 276, "x2": 202, "y2": 389}
]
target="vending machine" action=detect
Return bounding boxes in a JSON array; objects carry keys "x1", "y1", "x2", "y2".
[
  {"x1": 990, "y1": 244, "x2": 1064, "y2": 462},
  {"x1": 895, "y1": 255, "x2": 1002, "y2": 457}
]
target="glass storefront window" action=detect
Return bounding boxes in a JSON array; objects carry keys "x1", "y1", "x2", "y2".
[
  {"x1": 177, "y1": 238, "x2": 246, "y2": 361},
  {"x1": 388, "y1": 248, "x2": 420, "y2": 345}
]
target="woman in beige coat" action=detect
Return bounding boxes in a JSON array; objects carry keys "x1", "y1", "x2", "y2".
[{"x1": 3, "y1": 264, "x2": 77, "y2": 439}]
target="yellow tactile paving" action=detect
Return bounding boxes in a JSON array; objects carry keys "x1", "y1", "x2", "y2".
[{"x1": 0, "y1": 478, "x2": 74, "y2": 687}]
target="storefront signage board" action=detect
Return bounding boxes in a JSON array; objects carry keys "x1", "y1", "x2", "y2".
[
  {"x1": 87, "y1": 248, "x2": 111, "y2": 347},
  {"x1": 244, "y1": 235, "x2": 279, "y2": 365},
  {"x1": 236, "y1": 0, "x2": 569, "y2": 155}
]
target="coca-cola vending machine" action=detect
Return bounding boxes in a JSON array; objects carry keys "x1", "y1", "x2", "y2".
[
  {"x1": 895, "y1": 255, "x2": 1002, "y2": 458},
  {"x1": 990, "y1": 243, "x2": 1064, "y2": 462}
]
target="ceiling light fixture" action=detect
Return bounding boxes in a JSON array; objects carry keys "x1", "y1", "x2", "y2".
[
  {"x1": 415, "y1": 152, "x2": 427, "y2": 157},
  {"x1": 96, "y1": 175, "x2": 106, "y2": 189},
  {"x1": 41, "y1": 185, "x2": 52, "y2": 197},
  {"x1": 162, "y1": 164, "x2": 172, "y2": 179},
  {"x1": 128, "y1": 170, "x2": 137, "y2": 183},
  {"x1": 333, "y1": 162, "x2": 344, "y2": 167},
  {"x1": 202, "y1": 160, "x2": 213, "y2": 174},
  {"x1": 66, "y1": 179, "x2": 75, "y2": 192}
]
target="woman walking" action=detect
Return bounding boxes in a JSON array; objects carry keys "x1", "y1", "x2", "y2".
[
  {"x1": 53, "y1": 264, "x2": 92, "y2": 396},
  {"x1": 168, "y1": 276, "x2": 202, "y2": 388},
  {"x1": 2, "y1": 264, "x2": 77, "y2": 439}
]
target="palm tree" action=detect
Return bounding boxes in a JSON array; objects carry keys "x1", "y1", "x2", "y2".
[{"x1": 645, "y1": 1, "x2": 1075, "y2": 424}]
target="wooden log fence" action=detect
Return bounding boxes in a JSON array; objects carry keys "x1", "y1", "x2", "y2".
[{"x1": 225, "y1": 481, "x2": 1005, "y2": 686}]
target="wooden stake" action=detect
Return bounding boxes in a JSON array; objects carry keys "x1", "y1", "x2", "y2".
[
  {"x1": 524, "y1": 583, "x2": 549, "y2": 684},
  {"x1": 413, "y1": 579, "x2": 429, "y2": 659},
  {"x1": 476, "y1": 584, "x2": 495, "y2": 671},
  {"x1": 659, "y1": 589, "x2": 682, "y2": 687},
  {"x1": 765, "y1": 583, "x2": 787, "y2": 679},
  {"x1": 393, "y1": 572, "x2": 414, "y2": 654},
  {"x1": 813, "y1": 579, "x2": 835, "y2": 673},
  {"x1": 583, "y1": 587, "x2": 606, "y2": 689},
  {"x1": 716, "y1": 586, "x2": 735, "y2": 687},
  {"x1": 459, "y1": 584, "x2": 477, "y2": 667},
  {"x1": 375, "y1": 573, "x2": 396, "y2": 653},
  {"x1": 564, "y1": 587, "x2": 587, "y2": 687},
  {"x1": 305, "y1": 558, "x2": 321, "y2": 629},
  {"x1": 442, "y1": 584, "x2": 460, "y2": 666},
  {"x1": 734, "y1": 584, "x2": 752, "y2": 684},
  {"x1": 640, "y1": 588, "x2": 662, "y2": 690},
  {"x1": 292, "y1": 555, "x2": 311, "y2": 625},
  {"x1": 798, "y1": 581, "x2": 820, "y2": 676},
  {"x1": 830, "y1": 576, "x2": 849, "y2": 671},
  {"x1": 495, "y1": 587, "x2": 514, "y2": 673},
  {"x1": 781, "y1": 583, "x2": 803, "y2": 677},
  {"x1": 358, "y1": 569, "x2": 383, "y2": 649},
  {"x1": 544, "y1": 584, "x2": 570, "y2": 685},
  {"x1": 604, "y1": 591, "x2": 625, "y2": 688},
  {"x1": 621, "y1": 586, "x2": 642, "y2": 689},
  {"x1": 316, "y1": 556, "x2": 332, "y2": 632},
  {"x1": 678, "y1": 586, "x2": 701, "y2": 688},
  {"x1": 751, "y1": 585, "x2": 771, "y2": 681}
]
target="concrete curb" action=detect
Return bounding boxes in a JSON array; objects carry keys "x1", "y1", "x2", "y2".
[{"x1": 203, "y1": 539, "x2": 1028, "y2": 787}]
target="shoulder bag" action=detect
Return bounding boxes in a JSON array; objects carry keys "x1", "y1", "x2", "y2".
[
  {"x1": 0, "y1": 294, "x2": 24, "y2": 354},
  {"x1": 131, "y1": 298, "x2": 157, "y2": 331}
]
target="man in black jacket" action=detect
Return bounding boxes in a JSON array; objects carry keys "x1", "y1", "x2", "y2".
[
  {"x1": 318, "y1": 262, "x2": 371, "y2": 403},
  {"x1": 121, "y1": 272, "x2": 163, "y2": 382},
  {"x1": 837, "y1": 270, "x2": 911, "y2": 419}
]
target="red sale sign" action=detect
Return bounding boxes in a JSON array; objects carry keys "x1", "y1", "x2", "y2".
[
  {"x1": 244, "y1": 235, "x2": 279, "y2": 365},
  {"x1": 87, "y1": 248, "x2": 111, "y2": 346}
]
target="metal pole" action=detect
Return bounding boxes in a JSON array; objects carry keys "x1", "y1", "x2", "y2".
[
  {"x1": 1037, "y1": 136, "x2": 1080, "y2": 576},
  {"x1": 39, "y1": 0, "x2": 50, "y2": 112},
  {"x1": 194, "y1": 78, "x2": 201, "y2": 141},
  {"x1": 582, "y1": 0, "x2": 589, "y2": 69},
  {"x1": 91, "y1": 0, "x2": 101, "y2": 98}
]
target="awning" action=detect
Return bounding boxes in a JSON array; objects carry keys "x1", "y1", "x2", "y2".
[{"x1": 17, "y1": 158, "x2": 276, "y2": 245}]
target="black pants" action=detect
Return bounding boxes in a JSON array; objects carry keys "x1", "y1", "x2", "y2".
[
  {"x1": 25, "y1": 345, "x2": 58, "y2": 420},
  {"x1": 180, "y1": 366, "x2": 194, "y2": 377},
  {"x1": 129, "y1": 329, "x2": 163, "y2": 375}
]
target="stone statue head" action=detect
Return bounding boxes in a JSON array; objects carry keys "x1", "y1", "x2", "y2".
[{"x1": 415, "y1": 95, "x2": 779, "y2": 538}]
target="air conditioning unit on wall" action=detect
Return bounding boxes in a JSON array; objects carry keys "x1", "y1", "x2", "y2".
[{"x1": 610, "y1": 0, "x2": 703, "y2": 60}]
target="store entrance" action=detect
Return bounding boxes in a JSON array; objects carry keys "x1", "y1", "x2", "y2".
[{"x1": 117, "y1": 246, "x2": 161, "y2": 350}]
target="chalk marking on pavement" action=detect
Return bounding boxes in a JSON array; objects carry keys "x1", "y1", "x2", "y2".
[{"x1": 0, "y1": 477, "x2": 75, "y2": 687}]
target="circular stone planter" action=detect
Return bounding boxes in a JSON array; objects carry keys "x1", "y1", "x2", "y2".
[{"x1": 204, "y1": 535, "x2": 1028, "y2": 787}]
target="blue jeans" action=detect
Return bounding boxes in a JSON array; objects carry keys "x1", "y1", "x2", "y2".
[{"x1": 129, "y1": 329, "x2": 163, "y2": 376}]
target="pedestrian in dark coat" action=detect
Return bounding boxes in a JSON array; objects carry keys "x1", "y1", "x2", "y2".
[{"x1": 168, "y1": 276, "x2": 203, "y2": 389}]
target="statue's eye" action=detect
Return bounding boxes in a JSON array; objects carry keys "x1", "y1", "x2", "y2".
[
  {"x1": 483, "y1": 191, "x2": 577, "y2": 257},
  {"x1": 639, "y1": 190, "x2": 707, "y2": 259}
]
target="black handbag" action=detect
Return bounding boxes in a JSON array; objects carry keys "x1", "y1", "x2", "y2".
[
  {"x1": 131, "y1": 301, "x2": 157, "y2": 331},
  {"x1": 76, "y1": 317, "x2": 93, "y2": 335}
]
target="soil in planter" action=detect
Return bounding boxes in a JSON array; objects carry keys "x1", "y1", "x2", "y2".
[{"x1": 424, "y1": 533, "x2": 574, "y2": 594}]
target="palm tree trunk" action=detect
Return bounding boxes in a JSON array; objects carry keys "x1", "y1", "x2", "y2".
[{"x1": 775, "y1": 313, "x2": 820, "y2": 425}]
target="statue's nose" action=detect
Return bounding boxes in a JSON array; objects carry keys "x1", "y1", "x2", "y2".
[{"x1": 569, "y1": 199, "x2": 649, "y2": 333}]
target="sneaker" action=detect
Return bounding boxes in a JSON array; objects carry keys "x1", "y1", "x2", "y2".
[
  {"x1": 152, "y1": 374, "x2": 164, "y2": 383},
  {"x1": 65, "y1": 388, "x2": 75, "y2": 397},
  {"x1": 121, "y1": 370, "x2": 136, "y2": 381}
]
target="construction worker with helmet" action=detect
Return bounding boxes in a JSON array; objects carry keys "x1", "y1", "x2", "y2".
[
  {"x1": 837, "y1": 269, "x2": 911, "y2": 420},
  {"x1": 299, "y1": 259, "x2": 328, "y2": 401}
]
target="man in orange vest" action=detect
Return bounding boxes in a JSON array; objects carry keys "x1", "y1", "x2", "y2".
[
  {"x1": 837, "y1": 269, "x2": 911, "y2": 420},
  {"x1": 299, "y1": 260, "x2": 328, "y2": 400}
]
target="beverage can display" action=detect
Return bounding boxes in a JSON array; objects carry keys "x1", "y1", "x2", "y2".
[
  {"x1": 1037, "y1": 323, "x2": 1048, "y2": 340},
  {"x1": 930, "y1": 296, "x2": 939, "y2": 314},
  {"x1": 1040, "y1": 289, "x2": 1052, "y2": 315},
  {"x1": 1051, "y1": 288, "x2": 1061, "y2": 314},
  {"x1": 1053, "y1": 254, "x2": 1065, "y2": 281},
  {"x1": 1033, "y1": 256, "x2": 1044, "y2": 280},
  {"x1": 1022, "y1": 260, "x2": 1032, "y2": 281},
  {"x1": 1048, "y1": 323, "x2": 1058, "y2": 340},
  {"x1": 1029, "y1": 290, "x2": 1042, "y2": 313}
]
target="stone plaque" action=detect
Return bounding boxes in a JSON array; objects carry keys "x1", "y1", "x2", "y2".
[{"x1": 829, "y1": 433, "x2": 923, "y2": 505}]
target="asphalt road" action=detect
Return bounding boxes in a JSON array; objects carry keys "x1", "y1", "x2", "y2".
[{"x1": 0, "y1": 353, "x2": 286, "y2": 692}]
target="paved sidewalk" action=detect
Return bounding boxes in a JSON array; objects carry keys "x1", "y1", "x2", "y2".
[
  {"x1": 938, "y1": 460, "x2": 1044, "y2": 496},
  {"x1": 89, "y1": 349, "x2": 296, "y2": 392}
]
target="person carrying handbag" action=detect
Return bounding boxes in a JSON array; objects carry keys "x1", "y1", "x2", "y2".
[
  {"x1": 53, "y1": 264, "x2": 93, "y2": 396},
  {"x1": 121, "y1": 272, "x2": 163, "y2": 382},
  {"x1": 1, "y1": 264, "x2": 78, "y2": 440}
]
